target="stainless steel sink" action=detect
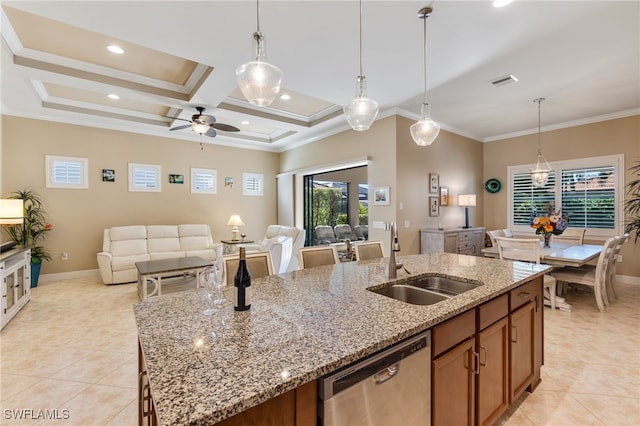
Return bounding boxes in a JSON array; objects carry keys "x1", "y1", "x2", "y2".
[
  {"x1": 369, "y1": 284, "x2": 450, "y2": 305},
  {"x1": 368, "y1": 275, "x2": 483, "y2": 305},
  {"x1": 404, "y1": 276, "x2": 482, "y2": 296}
]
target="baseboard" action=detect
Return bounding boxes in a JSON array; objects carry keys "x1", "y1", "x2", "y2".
[
  {"x1": 38, "y1": 269, "x2": 101, "y2": 285},
  {"x1": 616, "y1": 274, "x2": 640, "y2": 285}
]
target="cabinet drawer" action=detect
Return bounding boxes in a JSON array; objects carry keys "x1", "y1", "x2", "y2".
[
  {"x1": 433, "y1": 309, "x2": 475, "y2": 357},
  {"x1": 477, "y1": 293, "x2": 508, "y2": 330},
  {"x1": 509, "y1": 277, "x2": 541, "y2": 311}
]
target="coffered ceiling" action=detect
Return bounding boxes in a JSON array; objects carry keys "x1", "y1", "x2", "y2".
[{"x1": 1, "y1": 1, "x2": 638, "y2": 152}]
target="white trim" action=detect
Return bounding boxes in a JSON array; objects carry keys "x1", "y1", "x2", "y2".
[
  {"x1": 278, "y1": 156, "x2": 370, "y2": 177},
  {"x1": 242, "y1": 172, "x2": 264, "y2": 196},
  {"x1": 38, "y1": 269, "x2": 101, "y2": 285},
  {"x1": 190, "y1": 168, "x2": 217, "y2": 194},
  {"x1": 128, "y1": 163, "x2": 161, "y2": 192}
]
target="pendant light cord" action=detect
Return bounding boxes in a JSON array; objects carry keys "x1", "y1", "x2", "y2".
[
  {"x1": 535, "y1": 98, "x2": 545, "y2": 155},
  {"x1": 359, "y1": 0, "x2": 363, "y2": 77},
  {"x1": 419, "y1": 8, "x2": 432, "y2": 104},
  {"x1": 256, "y1": 0, "x2": 261, "y2": 33}
]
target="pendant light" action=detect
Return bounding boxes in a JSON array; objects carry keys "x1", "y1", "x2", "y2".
[
  {"x1": 235, "y1": 0, "x2": 283, "y2": 107},
  {"x1": 530, "y1": 97, "x2": 551, "y2": 187},
  {"x1": 410, "y1": 6, "x2": 440, "y2": 146},
  {"x1": 344, "y1": 0, "x2": 379, "y2": 131}
]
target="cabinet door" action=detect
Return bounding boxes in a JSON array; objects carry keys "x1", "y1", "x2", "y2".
[
  {"x1": 509, "y1": 301, "x2": 535, "y2": 402},
  {"x1": 4, "y1": 272, "x2": 15, "y2": 313},
  {"x1": 444, "y1": 234, "x2": 458, "y2": 253},
  {"x1": 477, "y1": 317, "x2": 509, "y2": 425},
  {"x1": 433, "y1": 337, "x2": 476, "y2": 425}
]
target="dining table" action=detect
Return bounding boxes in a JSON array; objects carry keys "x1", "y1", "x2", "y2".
[
  {"x1": 481, "y1": 241, "x2": 603, "y2": 267},
  {"x1": 482, "y1": 241, "x2": 604, "y2": 312}
]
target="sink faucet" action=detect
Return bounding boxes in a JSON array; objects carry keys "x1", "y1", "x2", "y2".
[{"x1": 388, "y1": 222, "x2": 409, "y2": 279}]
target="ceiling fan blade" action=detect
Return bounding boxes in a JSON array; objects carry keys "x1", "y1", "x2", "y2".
[
  {"x1": 205, "y1": 127, "x2": 217, "y2": 138},
  {"x1": 169, "y1": 124, "x2": 191, "y2": 131},
  {"x1": 165, "y1": 116, "x2": 191, "y2": 123},
  {"x1": 212, "y1": 123, "x2": 240, "y2": 132}
]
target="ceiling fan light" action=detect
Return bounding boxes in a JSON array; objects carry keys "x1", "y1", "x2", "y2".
[
  {"x1": 344, "y1": 76, "x2": 379, "y2": 131},
  {"x1": 236, "y1": 32, "x2": 283, "y2": 107},
  {"x1": 191, "y1": 122, "x2": 210, "y2": 135},
  {"x1": 410, "y1": 102, "x2": 440, "y2": 146}
]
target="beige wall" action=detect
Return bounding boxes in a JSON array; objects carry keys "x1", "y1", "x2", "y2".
[
  {"x1": 483, "y1": 115, "x2": 640, "y2": 278},
  {"x1": 2, "y1": 116, "x2": 279, "y2": 275}
]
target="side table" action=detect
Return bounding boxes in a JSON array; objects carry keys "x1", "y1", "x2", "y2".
[{"x1": 220, "y1": 239, "x2": 255, "y2": 255}]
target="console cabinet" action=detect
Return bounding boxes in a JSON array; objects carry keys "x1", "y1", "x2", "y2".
[
  {"x1": 1, "y1": 247, "x2": 31, "y2": 330},
  {"x1": 432, "y1": 276, "x2": 543, "y2": 425},
  {"x1": 420, "y1": 228, "x2": 486, "y2": 256}
]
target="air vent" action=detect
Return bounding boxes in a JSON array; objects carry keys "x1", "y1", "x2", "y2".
[{"x1": 491, "y1": 74, "x2": 519, "y2": 86}]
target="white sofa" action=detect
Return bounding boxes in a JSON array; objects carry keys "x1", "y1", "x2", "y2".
[
  {"x1": 97, "y1": 224, "x2": 222, "y2": 284},
  {"x1": 240, "y1": 225, "x2": 305, "y2": 273}
]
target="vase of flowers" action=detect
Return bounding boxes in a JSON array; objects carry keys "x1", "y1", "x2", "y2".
[
  {"x1": 4, "y1": 189, "x2": 52, "y2": 287},
  {"x1": 530, "y1": 204, "x2": 568, "y2": 248}
]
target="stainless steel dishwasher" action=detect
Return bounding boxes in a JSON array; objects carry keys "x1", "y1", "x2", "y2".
[{"x1": 319, "y1": 330, "x2": 431, "y2": 426}]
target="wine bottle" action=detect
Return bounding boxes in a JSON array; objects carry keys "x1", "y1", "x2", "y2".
[{"x1": 233, "y1": 247, "x2": 251, "y2": 311}]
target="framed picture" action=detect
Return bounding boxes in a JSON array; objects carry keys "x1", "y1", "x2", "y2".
[
  {"x1": 373, "y1": 186, "x2": 390, "y2": 205},
  {"x1": 439, "y1": 187, "x2": 449, "y2": 206},
  {"x1": 429, "y1": 173, "x2": 439, "y2": 194},
  {"x1": 169, "y1": 174, "x2": 184, "y2": 184},
  {"x1": 102, "y1": 169, "x2": 115, "y2": 182},
  {"x1": 429, "y1": 196, "x2": 439, "y2": 217}
]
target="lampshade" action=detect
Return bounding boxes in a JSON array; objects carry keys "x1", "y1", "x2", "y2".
[
  {"x1": 458, "y1": 194, "x2": 477, "y2": 207},
  {"x1": 410, "y1": 102, "x2": 440, "y2": 146},
  {"x1": 344, "y1": 0, "x2": 379, "y2": 131},
  {"x1": 411, "y1": 7, "x2": 440, "y2": 146},
  {"x1": 227, "y1": 215, "x2": 245, "y2": 227},
  {"x1": 0, "y1": 199, "x2": 24, "y2": 224}
]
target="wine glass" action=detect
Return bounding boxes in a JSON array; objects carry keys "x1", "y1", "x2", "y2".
[{"x1": 201, "y1": 264, "x2": 223, "y2": 315}]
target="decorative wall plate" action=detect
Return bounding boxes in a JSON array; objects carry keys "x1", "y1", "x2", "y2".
[{"x1": 485, "y1": 178, "x2": 501, "y2": 193}]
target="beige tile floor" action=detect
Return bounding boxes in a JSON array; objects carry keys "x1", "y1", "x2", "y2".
[{"x1": 1, "y1": 276, "x2": 639, "y2": 425}]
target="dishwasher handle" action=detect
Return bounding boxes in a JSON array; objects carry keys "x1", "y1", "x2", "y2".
[{"x1": 373, "y1": 363, "x2": 399, "y2": 385}]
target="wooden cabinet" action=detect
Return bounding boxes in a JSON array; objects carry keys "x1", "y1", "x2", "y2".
[
  {"x1": 1, "y1": 247, "x2": 31, "y2": 330},
  {"x1": 432, "y1": 277, "x2": 543, "y2": 426},
  {"x1": 420, "y1": 228, "x2": 486, "y2": 256}
]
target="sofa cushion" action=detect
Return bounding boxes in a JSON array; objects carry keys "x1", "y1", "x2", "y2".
[
  {"x1": 179, "y1": 224, "x2": 210, "y2": 237},
  {"x1": 110, "y1": 225, "x2": 147, "y2": 241},
  {"x1": 179, "y1": 224, "x2": 212, "y2": 251},
  {"x1": 149, "y1": 251, "x2": 185, "y2": 260},
  {"x1": 147, "y1": 225, "x2": 179, "y2": 238},
  {"x1": 112, "y1": 254, "x2": 150, "y2": 272},
  {"x1": 111, "y1": 239, "x2": 148, "y2": 257}
]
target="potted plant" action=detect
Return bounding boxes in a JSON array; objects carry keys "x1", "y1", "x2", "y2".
[
  {"x1": 4, "y1": 189, "x2": 52, "y2": 287},
  {"x1": 625, "y1": 160, "x2": 640, "y2": 242}
]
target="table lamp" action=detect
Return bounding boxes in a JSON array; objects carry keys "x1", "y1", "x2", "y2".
[
  {"x1": 227, "y1": 214, "x2": 245, "y2": 241},
  {"x1": 458, "y1": 194, "x2": 476, "y2": 229},
  {"x1": 0, "y1": 199, "x2": 24, "y2": 253}
]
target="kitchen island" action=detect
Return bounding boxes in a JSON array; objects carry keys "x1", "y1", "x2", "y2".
[{"x1": 134, "y1": 252, "x2": 550, "y2": 425}]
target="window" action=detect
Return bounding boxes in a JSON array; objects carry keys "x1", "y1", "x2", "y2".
[
  {"x1": 243, "y1": 172, "x2": 263, "y2": 196},
  {"x1": 508, "y1": 154, "x2": 624, "y2": 238},
  {"x1": 191, "y1": 168, "x2": 217, "y2": 194},
  {"x1": 45, "y1": 155, "x2": 88, "y2": 189},
  {"x1": 128, "y1": 163, "x2": 161, "y2": 192}
]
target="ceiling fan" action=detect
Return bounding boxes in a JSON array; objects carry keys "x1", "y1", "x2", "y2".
[{"x1": 168, "y1": 106, "x2": 240, "y2": 137}]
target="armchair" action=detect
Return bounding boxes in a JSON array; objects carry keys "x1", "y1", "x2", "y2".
[{"x1": 241, "y1": 225, "x2": 305, "y2": 273}]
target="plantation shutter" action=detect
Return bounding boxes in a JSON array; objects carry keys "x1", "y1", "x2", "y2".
[
  {"x1": 52, "y1": 159, "x2": 82, "y2": 185},
  {"x1": 512, "y1": 171, "x2": 556, "y2": 225},
  {"x1": 561, "y1": 166, "x2": 615, "y2": 229}
]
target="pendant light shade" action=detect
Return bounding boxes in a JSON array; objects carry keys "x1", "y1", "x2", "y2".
[
  {"x1": 412, "y1": 7, "x2": 439, "y2": 146},
  {"x1": 530, "y1": 98, "x2": 551, "y2": 187},
  {"x1": 410, "y1": 102, "x2": 440, "y2": 146},
  {"x1": 235, "y1": 1, "x2": 282, "y2": 107},
  {"x1": 345, "y1": 0, "x2": 379, "y2": 131}
]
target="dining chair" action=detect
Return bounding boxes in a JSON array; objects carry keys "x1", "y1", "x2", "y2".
[
  {"x1": 605, "y1": 233, "x2": 629, "y2": 304},
  {"x1": 354, "y1": 241, "x2": 384, "y2": 261},
  {"x1": 495, "y1": 237, "x2": 558, "y2": 310},
  {"x1": 550, "y1": 236, "x2": 618, "y2": 312},
  {"x1": 299, "y1": 246, "x2": 339, "y2": 269},
  {"x1": 552, "y1": 228, "x2": 586, "y2": 244},
  {"x1": 502, "y1": 229, "x2": 514, "y2": 238},
  {"x1": 487, "y1": 229, "x2": 506, "y2": 247},
  {"x1": 223, "y1": 252, "x2": 274, "y2": 287}
]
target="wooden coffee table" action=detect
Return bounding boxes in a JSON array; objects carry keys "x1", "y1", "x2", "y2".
[{"x1": 135, "y1": 256, "x2": 213, "y2": 300}]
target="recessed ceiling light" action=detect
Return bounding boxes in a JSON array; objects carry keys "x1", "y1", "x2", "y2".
[
  {"x1": 493, "y1": 0, "x2": 514, "y2": 7},
  {"x1": 107, "y1": 93, "x2": 120, "y2": 100},
  {"x1": 241, "y1": 120, "x2": 250, "y2": 125},
  {"x1": 279, "y1": 94, "x2": 291, "y2": 100},
  {"x1": 106, "y1": 44, "x2": 124, "y2": 54}
]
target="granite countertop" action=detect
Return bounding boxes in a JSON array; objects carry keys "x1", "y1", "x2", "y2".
[{"x1": 134, "y1": 252, "x2": 550, "y2": 425}]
